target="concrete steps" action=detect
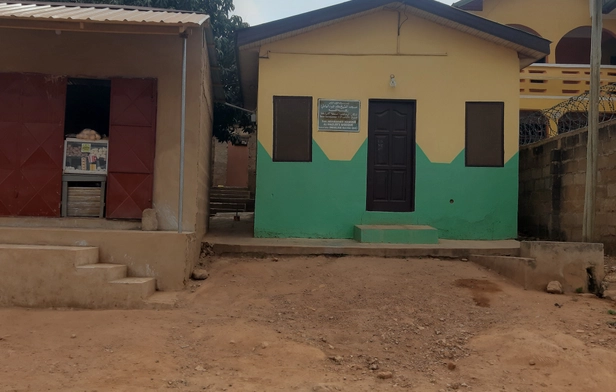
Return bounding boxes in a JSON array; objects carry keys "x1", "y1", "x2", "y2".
[
  {"x1": 354, "y1": 224, "x2": 439, "y2": 244},
  {"x1": 77, "y1": 263, "x2": 128, "y2": 281},
  {"x1": 0, "y1": 244, "x2": 166, "y2": 309}
]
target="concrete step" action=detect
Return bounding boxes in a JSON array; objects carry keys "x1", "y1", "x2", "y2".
[
  {"x1": 354, "y1": 225, "x2": 439, "y2": 244},
  {"x1": 109, "y1": 277, "x2": 157, "y2": 300},
  {"x1": 210, "y1": 202, "x2": 247, "y2": 210},
  {"x1": 470, "y1": 255, "x2": 536, "y2": 289},
  {"x1": 210, "y1": 188, "x2": 251, "y2": 199},
  {"x1": 0, "y1": 244, "x2": 99, "y2": 267},
  {"x1": 207, "y1": 237, "x2": 520, "y2": 258},
  {"x1": 211, "y1": 207, "x2": 247, "y2": 214},
  {"x1": 76, "y1": 263, "x2": 127, "y2": 281},
  {"x1": 143, "y1": 291, "x2": 180, "y2": 309},
  {"x1": 0, "y1": 216, "x2": 141, "y2": 230},
  {"x1": 210, "y1": 197, "x2": 254, "y2": 203}
]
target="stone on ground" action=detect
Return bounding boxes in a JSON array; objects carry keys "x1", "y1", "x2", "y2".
[
  {"x1": 546, "y1": 281, "x2": 563, "y2": 294},
  {"x1": 141, "y1": 209, "x2": 158, "y2": 231},
  {"x1": 192, "y1": 269, "x2": 209, "y2": 280},
  {"x1": 377, "y1": 371, "x2": 393, "y2": 379}
]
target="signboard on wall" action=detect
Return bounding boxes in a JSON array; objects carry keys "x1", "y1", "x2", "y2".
[{"x1": 317, "y1": 99, "x2": 360, "y2": 132}]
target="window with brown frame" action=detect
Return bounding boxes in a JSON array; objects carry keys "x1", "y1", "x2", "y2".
[
  {"x1": 465, "y1": 102, "x2": 505, "y2": 167},
  {"x1": 273, "y1": 96, "x2": 312, "y2": 162}
]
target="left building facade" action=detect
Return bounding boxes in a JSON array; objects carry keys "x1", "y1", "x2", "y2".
[{"x1": 0, "y1": 1, "x2": 223, "y2": 290}]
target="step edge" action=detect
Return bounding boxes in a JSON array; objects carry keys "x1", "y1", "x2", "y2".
[
  {"x1": 109, "y1": 277, "x2": 156, "y2": 284},
  {"x1": 77, "y1": 263, "x2": 127, "y2": 269}
]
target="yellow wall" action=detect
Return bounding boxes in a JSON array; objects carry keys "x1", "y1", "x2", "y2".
[
  {"x1": 0, "y1": 27, "x2": 213, "y2": 233},
  {"x1": 256, "y1": 9, "x2": 521, "y2": 164},
  {"x1": 469, "y1": 0, "x2": 616, "y2": 64}
]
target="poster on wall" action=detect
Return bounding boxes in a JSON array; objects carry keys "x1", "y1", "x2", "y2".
[{"x1": 318, "y1": 99, "x2": 361, "y2": 132}]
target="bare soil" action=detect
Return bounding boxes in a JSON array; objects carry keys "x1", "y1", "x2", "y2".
[{"x1": 1, "y1": 255, "x2": 616, "y2": 392}]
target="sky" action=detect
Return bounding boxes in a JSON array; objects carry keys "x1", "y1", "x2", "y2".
[{"x1": 233, "y1": 0, "x2": 458, "y2": 26}]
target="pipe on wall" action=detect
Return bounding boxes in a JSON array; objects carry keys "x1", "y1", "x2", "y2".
[{"x1": 178, "y1": 33, "x2": 187, "y2": 234}]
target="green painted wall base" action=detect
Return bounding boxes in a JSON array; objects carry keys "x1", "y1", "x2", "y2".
[
  {"x1": 254, "y1": 140, "x2": 518, "y2": 240},
  {"x1": 354, "y1": 225, "x2": 439, "y2": 244}
]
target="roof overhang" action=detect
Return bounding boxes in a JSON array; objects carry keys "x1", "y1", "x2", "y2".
[
  {"x1": 453, "y1": 0, "x2": 483, "y2": 11},
  {"x1": 0, "y1": 1, "x2": 208, "y2": 35},
  {"x1": 604, "y1": 0, "x2": 616, "y2": 15},
  {"x1": 236, "y1": 0, "x2": 551, "y2": 110}
]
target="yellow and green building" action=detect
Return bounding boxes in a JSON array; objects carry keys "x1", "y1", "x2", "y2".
[{"x1": 236, "y1": 0, "x2": 550, "y2": 243}]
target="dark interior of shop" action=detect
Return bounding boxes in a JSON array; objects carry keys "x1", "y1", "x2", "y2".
[{"x1": 64, "y1": 78, "x2": 111, "y2": 138}]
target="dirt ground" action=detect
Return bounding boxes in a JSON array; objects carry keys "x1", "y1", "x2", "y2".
[{"x1": 1, "y1": 255, "x2": 616, "y2": 392}]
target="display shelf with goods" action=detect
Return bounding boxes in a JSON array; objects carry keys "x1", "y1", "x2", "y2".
[{"x1": 63, "y1": 138, "x2": 109, "y2": 175}]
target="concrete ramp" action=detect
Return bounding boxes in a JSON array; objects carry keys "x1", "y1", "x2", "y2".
[{"x1": 471, "y1": 241, "x2": 605, "y2": 294}]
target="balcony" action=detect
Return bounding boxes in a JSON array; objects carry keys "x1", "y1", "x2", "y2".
[{"x1": 520, "y1": 64, "x2": 616, "y2": 110}]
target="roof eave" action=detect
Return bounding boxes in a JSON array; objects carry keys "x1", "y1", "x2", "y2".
[
  {"x1": 0, "y1": 1, "x2": 210, "y2": 33},
  {"x1": 452, "y1": 0, "x2": 482, "y2": 11},
  {"x1": 604, "y1": 0, "x2": 616, "y2": 14},
  {"x1": 237, "y1": 0, "x2": 550, "y2": 57},
  {"x1": 0, "y1": 14, "x2": 208, "y2": 35}
]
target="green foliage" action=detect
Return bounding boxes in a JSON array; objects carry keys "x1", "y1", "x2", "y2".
[{"x1": 65, "y1": 0, "x2": 254, "y2": 142}]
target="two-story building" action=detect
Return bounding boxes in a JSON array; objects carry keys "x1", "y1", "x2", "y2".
[{"x1": 455, "y1": 0, "x2": 616, "y2": 139}]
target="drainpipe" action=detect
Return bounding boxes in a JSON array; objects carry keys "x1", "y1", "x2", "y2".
[{"x1": 178, "y1": 33, "x2": 188, "y2": 234}]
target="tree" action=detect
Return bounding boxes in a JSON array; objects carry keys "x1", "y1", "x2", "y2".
[{"x1": 66, "y1": 0, "x2": 254, "y2": 142}]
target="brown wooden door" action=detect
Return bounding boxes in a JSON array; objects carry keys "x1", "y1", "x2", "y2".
[
  {"x1": 366, "y1": 100, "x2": 416, "y2": 212},
  {"x1": 0, "y1": 73, "x2": 66, "y2": 217},
  {"x1": 106, "y1": 78, "x2": 157, "y2": 219}
]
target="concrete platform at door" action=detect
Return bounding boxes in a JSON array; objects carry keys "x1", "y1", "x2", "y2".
[
  {"x1": 204, "y1": 234, "x2": 520, "y2": 258},
  {"x1": 354, "y1": 224, "x2": 439, "y2": 244},
  {"x1": 0, "y1": 216, "x2": 141, "y2": 230}
]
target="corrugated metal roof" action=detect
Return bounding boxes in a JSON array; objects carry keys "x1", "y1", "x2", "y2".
[{"x1": 0, "y1": 1, "x2": 209, "y2": 26}]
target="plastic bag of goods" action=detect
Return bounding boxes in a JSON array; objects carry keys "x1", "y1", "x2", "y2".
[{"x1": 77, "y1": 128, "x2": 101, "y2": 140}]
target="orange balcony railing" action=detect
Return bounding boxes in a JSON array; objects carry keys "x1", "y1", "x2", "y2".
[{"x1": 520, "y1": 64, "x2": 616, "y2": 98}]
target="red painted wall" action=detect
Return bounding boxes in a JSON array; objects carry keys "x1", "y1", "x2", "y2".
[{"x1": 226, "y1": 143, "x2": 248, "y2": 188}]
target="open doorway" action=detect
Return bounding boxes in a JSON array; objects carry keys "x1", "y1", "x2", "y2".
[
  {"x1": 64, "y1": 78, "x2": 111, "y2": 138},
  {"x1": 62, "y1": 78, "x2": 111, "y2": 218}
]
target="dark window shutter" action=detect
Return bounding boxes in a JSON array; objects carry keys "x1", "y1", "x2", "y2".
[
  {"x1": 465, "y1": 102, "x2": 505, "y2": 167},
  {"x1": 273, "y1": 96, "x2": 312, "y2": 162}
]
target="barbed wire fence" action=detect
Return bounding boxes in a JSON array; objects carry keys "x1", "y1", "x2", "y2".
[{"x1": 519, "y1": 83, "x2": 616, "y2": 145}]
